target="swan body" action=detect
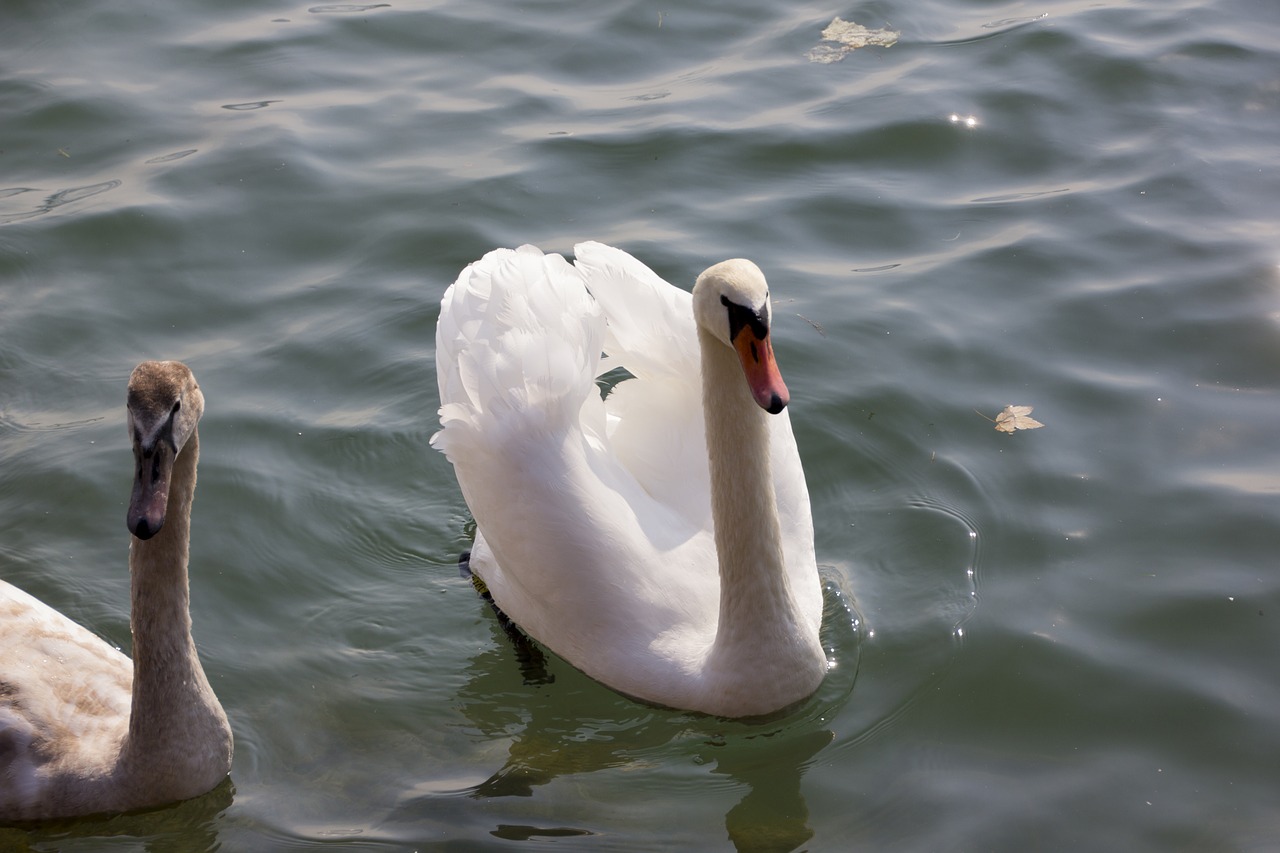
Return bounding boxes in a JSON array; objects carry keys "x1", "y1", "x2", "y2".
[
  {"x1": 0, "y1": 361, "x2": 232, "y2": 821},
  {"x1": 433, "y1": 243, "x2": 825, "y2": 717}
]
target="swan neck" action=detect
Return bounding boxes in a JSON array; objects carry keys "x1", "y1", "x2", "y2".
[
  {"x1": 122, "y1": 429, "x2": 225, "y2": 762},
  {"x1": 699, "y1": 327, "x2": 797, "y2": 651}
]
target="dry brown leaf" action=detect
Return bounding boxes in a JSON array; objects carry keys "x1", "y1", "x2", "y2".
[
  {"x1": 806, "y1": 17, "x2": 900, "y2": 64},
  {"x1": 994, "y1": 404, "x2": 1044, "y2": 434}
]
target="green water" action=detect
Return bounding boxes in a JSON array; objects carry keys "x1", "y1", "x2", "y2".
[{"x1": 3, "y1": 0, "x2": 1280, "y2": 849}]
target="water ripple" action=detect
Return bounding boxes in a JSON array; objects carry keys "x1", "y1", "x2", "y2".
[
  {"x1": 309, "y1": 3, "x2": 390, "y2": 12},
  {"x1": 0, "y1": 180, "x2": 122, "y2": 224},
  {"x1": 144, "y1": 148, "x2": 198, "y2": 164},
  {"x1": 221, "y1": 99, "x2": 283, "y2": 111}
]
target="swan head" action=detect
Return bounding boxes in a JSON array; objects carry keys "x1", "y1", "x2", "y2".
[
  {"x1": 692, "y1": 259, "x2": 790, "y2": 414},
  {"x1": 125, "y1": 360, "x2": 204, "y2": 540}
]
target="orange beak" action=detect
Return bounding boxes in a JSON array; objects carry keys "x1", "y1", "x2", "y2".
[{"x1": 733, "y1": 326, "x2": 789, "y2": 414}]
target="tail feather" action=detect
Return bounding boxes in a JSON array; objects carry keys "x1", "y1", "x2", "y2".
[
  {"x1": 573, "y1": 241, "x2": 697, "y2": 383},
  {"x1": 433, "y1": 246, "x2": 604, "y2": 458}
]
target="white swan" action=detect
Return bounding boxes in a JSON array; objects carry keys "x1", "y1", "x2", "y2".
[
  {"x1": 0, "y1": 361, "x2": 232, "y2": 821},
  {"x1": 433, "y1": 243, "x2": 826, "y2": 717}
]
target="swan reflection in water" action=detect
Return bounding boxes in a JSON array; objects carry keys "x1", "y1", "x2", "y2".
[{"x1": 388, "y1": 575, "x2": 861, "y2": 853}]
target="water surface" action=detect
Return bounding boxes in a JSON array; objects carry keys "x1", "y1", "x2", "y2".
[{"x1": 3, "y1": 0, "x2": 1280, "y2": 850}]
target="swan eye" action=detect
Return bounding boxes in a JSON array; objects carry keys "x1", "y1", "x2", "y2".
[{"x1": 721, "y1": 296, "x2": 769, "y2": 342}]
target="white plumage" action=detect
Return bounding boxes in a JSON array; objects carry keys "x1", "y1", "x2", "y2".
[{"x1": 433, "y1": 243, "x2": 825, "y2": 717}]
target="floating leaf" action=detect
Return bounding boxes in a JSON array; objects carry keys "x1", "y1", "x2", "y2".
[
  {"x1": 806, "y1": 17, "x2": 899, "y2": 64},
  {"x1": 993, "y1": 404, "x2": 1044, "y2": 434}
]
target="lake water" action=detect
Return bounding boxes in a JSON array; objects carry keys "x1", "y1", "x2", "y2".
[{"x1": 3, "y1": 0, "x2": 1280, "y2": 849}]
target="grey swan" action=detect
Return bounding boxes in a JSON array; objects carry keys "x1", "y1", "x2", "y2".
[{"x1": 0, "y1": 360, "x2": 232, "y2": 820}]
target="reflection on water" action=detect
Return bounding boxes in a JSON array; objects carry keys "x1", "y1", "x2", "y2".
[
  {"x1": 448, "y1": 651, "x2": 831, "y2": 852},
  {"x1": 0, "y1": 778, "x2": 233, "y2": 853},
  {"x1": 382, "y1": 582, "x2": 861, "y2": 852},
  {"x1": 716, "y1": 728, "x2": 832, "y2": 853},
  {"x1": 0, "y1": 180, "x2": 122, "y2": 225}
]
